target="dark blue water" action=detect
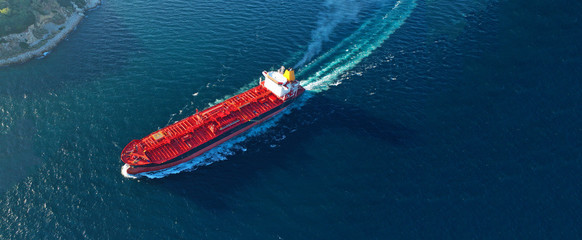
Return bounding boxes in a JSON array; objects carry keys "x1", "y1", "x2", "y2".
[{"x1": 1, "y1": 0, "x2": 582, "y2": 238}]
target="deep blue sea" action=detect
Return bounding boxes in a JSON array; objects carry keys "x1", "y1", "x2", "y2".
[{"x1": 1, "y1": 0, "x2": 582, "y2": 238}]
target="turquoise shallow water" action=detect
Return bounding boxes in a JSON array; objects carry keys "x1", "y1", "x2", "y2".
[{"x1": 1, "y1": 0, "x2": 582, "y2": 238}]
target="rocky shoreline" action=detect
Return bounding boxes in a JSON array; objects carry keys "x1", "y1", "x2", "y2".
[{"x1": 0, "y1": 0, "x2": 101, "y2": 67}]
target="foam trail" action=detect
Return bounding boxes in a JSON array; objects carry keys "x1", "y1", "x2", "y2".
[
  {"x1": 123, "y1": 0, "x2": 417, "y2": 179},
  {"x1": 301, "y1": 0, "x2": 416, "y2": 92},
  {"x1": 121, "y1": 164, "x2": 137, "y2": 179},
  {"x1": 294, "y1": 0, "x2": 361, "y2": 68}
]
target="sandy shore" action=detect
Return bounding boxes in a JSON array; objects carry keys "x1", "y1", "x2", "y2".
[{"x1": 0, "y1": 0, "x2": 101, "y2": 67}]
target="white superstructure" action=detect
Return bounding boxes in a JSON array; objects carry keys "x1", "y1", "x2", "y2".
[{"x1": 261, "y1": 67, "x2": 300, "y2": 100}]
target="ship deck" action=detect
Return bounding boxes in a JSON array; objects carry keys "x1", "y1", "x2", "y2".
[{"x1": 121, "y1": 84, "x2": 285, "y2": 166}]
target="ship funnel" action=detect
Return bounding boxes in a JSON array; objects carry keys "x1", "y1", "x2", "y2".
[{"x1": 283, "y1": 68, "x2": 295, "y2": 82}]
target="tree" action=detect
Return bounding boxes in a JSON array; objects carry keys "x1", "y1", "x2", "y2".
[{"x1": 0, "y1": 7, "x2": 10, "y2": 15}]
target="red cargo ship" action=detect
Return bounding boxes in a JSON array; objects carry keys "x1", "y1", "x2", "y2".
[{"x1": 121, "y1": 67, "x2": 304, "y2": 175}]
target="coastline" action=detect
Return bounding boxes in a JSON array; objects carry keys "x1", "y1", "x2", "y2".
[{"x1": 0, "y1": 0, "x2": 101, "y2": 67}]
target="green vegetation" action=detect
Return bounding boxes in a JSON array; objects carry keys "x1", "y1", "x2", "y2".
[
  {"x1": 0, "y1": 0, "x2": 35, "y2": 36},
  {"x1": 52, "y1": 12, "x2": 65, "y2": 24},
  {"x1": 31, "y1": 25, "x2": 46, "y2": 38},
  {"x1": 18, "y1": 40, "x2": 28, "y2": 49},
  {"x1": 0, "y1": 7, "x2": 11, "y2": 15},
  {"x1": 0, "y1": 0, "x2": 88, "y2": 37}
]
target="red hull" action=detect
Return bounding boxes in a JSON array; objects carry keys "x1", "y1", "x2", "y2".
[
  {"x1": 125, "y1": 105, "x2": 290, "y2": 174},
  {"x1": 121, "y1": 80, "x2": 304, "y2": 175}
]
